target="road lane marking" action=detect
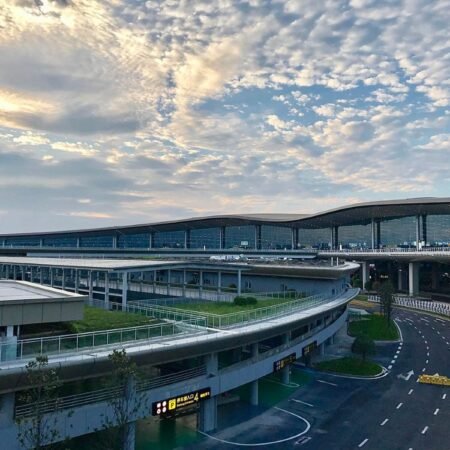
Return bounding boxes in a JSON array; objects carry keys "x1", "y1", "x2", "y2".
[
  {"x1": 396, "y1": 402, "x2": 403, "y2": 409},
  {"x1": 388, "y1": 365, "x2": 392, "y2": 369},
  {"x1": 394, "y1": 355, "x2": 398, "y2": 359},
  {"x1": 422, "y1": 368, "x2": 426, "y2": 372},
  {"x1": 426, "y1": 360, "x2": 428, "y2": 364},
  {"x1": 434, "y1": 408, "x2": 439, "y2": 415},
  {"x1": 408, "y1": 389, "x2": 414, "y2": 395},
  {"x1": 380, "y1": 418, "x2": 389, "y2": 426},
  {"x1": 358, "y1": 438, "x2": 369, "y2": 447},
  {"x1": 421, "y1": 426, "x2": 428, "y2": 435},
  {"x1": 391, "y1": 360, "x2": 396, "y2": 364},
  {"x1": 291, "y1": 399, "x2": 314, "y2": 407},
  {"x1": 317, "y1": 380, "x2": 338, "y2": 387},
  {"x1": 442, "y1": 394, "x2": 446, "y2": 399},
  {"x1": 396, "y1": 350, "x2": 400, "y2": 354},
  {"x1": 427, "y1": 352, "x2": 430, "y2": 356}
]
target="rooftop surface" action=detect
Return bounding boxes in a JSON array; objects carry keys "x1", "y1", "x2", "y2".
[{"x1": 0, "y1": 280, "x2": 78, "y2": 302}]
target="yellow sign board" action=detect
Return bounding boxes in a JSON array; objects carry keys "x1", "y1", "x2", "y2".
[
  {"x1": 418, "y1": 374, "x2": 450, "y2": 387},
  {"x1": 152, "y1": 388, "x2": 211, "y2": 416}
]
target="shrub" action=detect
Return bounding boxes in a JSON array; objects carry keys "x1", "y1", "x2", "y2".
[{"x1": 233, "y1": 296, "x2": 257, "y2": 306}]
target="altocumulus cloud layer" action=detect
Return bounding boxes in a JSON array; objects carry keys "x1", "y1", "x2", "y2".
[{"x1": 0, "y1": 0, "x2": 449, "y2": 232}]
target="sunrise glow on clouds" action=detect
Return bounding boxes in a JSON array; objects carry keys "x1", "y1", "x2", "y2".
[{"x1": 0, "y1": 0, "x2": 449, "y2": 232}]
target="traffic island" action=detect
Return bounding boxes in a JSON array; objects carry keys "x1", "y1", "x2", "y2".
[
  {"x1": 314, "y1": 357, "x2": 383, "y2": 377},
  {"x1": 348, "y1": 314, "x2": 399, "y2": 341}
]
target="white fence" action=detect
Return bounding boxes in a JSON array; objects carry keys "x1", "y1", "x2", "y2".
[{"x1": 368, "y1": 295, "x2": 450, "y2": 317}]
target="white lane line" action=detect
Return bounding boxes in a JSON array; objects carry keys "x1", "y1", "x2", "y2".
[
  {"x1": 391, "y1": 359, "x2": 396, "y2": 364},
  {"x1": 426, "y1": 360, "x2": 428, "y2": 364},
  {"x1": 399, "y1": 342, "x2": 403, "y2": 346},
  {"x1": 427, "y1": 352, "x2": 430, "y2": 356},
  {"x1": 424, "y1": 340, "x2": 428, "y2": 344},
  {"x1": 422, "y1": 368, "x2": 426, "y2": 372},
  {"x1": 434, "y1": 408, "x2": 439, "y2": 415},
  {"x1": 317, "y1": 379, "x2": 338, "y2": 387},
  {"x1": 442, "y1": 394, "x2": 447, "y2": 400},
  {"x1": 394, "y1": 355, "x2": 398, "y2": 359},
  {"x1": 396, "y1": 402, "x2": 403, "y2": 409},
  {"x1": 388, "y1": 365, "x2": 393, "y2": 370},
  {"x1": 358, "y1": 438, "x2": 369, "y2": 447},
  {"x1": 421, "y1": 426, "x2": 429, "y2": 435},
  {"x1": 291, "y1": 399, "x2": 314, "y2": 407},
  {"x1": 396, "y1": 350, "x2": 400, "y2": 354},
  {"x1": 435, "y1": 318, "x2": 445, "y2": 323},
  {"x1": 408, "y1": 389, "x2": 414, "y2": 395},
  {"x1": 380, "y1": 418, "x2": 389, "y2": 426},
  {"x1": 199, "y1": 407, "x2": 311, "y2": 446},
  {"x1": 426, "y1": 346, "x2": 429, "y2": 350},
  {"x1": 437, "y1": 331, "x2": 440, "y2": 335}
]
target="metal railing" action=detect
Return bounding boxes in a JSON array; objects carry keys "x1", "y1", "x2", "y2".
[
  {"x1": 368, "y1": 295, "x2": 450, "y2": 317},
  {"x1": 319, "y1": 247, "x2": 450, "y2": 254},
  {"x1": 131, "y1": 290, "x2": 344, "y2": 329},
  {"x1": 15, "y1": 365, "x2": 207, "y2": 418},
  {"x1": 0, "y1": 316, "x2": 207, "y2": 363}
]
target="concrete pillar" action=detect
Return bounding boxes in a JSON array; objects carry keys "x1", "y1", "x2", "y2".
[
  {"x1": 361, "y1": 262, "x2": 370, "y2": 289},
  {"x1": 21, "y1": 266, "x2": 26, "y2": 281},
  {"x1": 184, "y1": 230, "x2": 190, "y2": 249},
  {"x1": 319, "y1": 342, "x2": 325, "y2": 356},
  {"x1": 30, "y1": 266, "x2": 34, "y2": 283},
  {"x1": 6, "y1": 326, "x2": 14, "y2": 337},
  {"x1": 0, "y1": 393, "x2": 15, "y2": 428},
  {"x1": 199, "y1": 271, "x2": 203, "y2": 299},
  {"x1": 75, "y1": 269, "x2": 79, "y2": 293},
  {"x1": 199, "y1": 353, "x2": 218, "y2": 432},
  {"x1": 182, "y1": 270, "x2": 187, "y2": 297},
  {"x1": 123, "y1": 375, "x2": 136, "y2": 450},
  {"x1": 397, "y1": 266, "x2": 403, "y2": 291},
  {"x1": 408, "y1": 262, "x2": 419, "y2": 297},
  {"x1": 422, "y1": 214, "x2": 427, "y2": 245},
  {"x1": 88, "y1": 271, "x2": 94, "y2": 300},
  {"x1": 39, "y1": 267, "x2": 43, "y2": 284},
  {"x1": 105, "y1": 272, "x2": 110, "y2": 308},
  {"x1": 250, "y1": 378, "x2": 259, "y2": 406},
  {"x1": 237, "y1": 270, "x2": 242, "y2": 295},
  {"x1": 149, "y1": 232, "x2": 154, "y2": 249},
  {"x1": 13, "y1": 266, "x2": 17, "y2": 280},
  {"x1": 376, "y1": 221, "x2": 381, "y2": 249},
  {"x1": 217, "y1": 271, "x2": 222, "y2": 294},
  {"x1": 416, "y1": 215, "x2": 421, "y2": 250},
  {"x1": 167, "y1": 269, "x2": 171, "y2": 296},
  {"x1": 112, "y1": 235, "x2": 118, "y2": 249},
  {"x1": 153, "y1": 270, "x2": 157, "y2": 294},
  {"x1": 61, "y1": 268, "x2": 66, "y2": 290},
  {"x1": 122, "y1": 272, "x2": 128, "y2": 309},
  {"x1": 281, "y1": 333, "x2": 290, "y2": 384},
  {"x1": 291, "y1": 227, "x2": 299, "y2": 250},
  {"x1": 50, "y1": 267, "x2": 54, "y2": 287},
  {"x1": 371, "y1": 219, "x2": 375, "y2": 249}
]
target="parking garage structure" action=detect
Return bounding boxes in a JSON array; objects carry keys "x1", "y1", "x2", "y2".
[{"x1": 0, "y1": 259, "x2": 358, "y2": 449}]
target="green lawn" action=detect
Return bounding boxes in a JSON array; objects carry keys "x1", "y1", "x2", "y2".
[
  {"x1": 348, "y1": 314, "x2": 399, "y2": 340},
  {"x1": 315, "y1": 357, "x2": 382, "y2": 376},
  {"x1": 69, "y1": 306, "x2": 158, "y2": 333},
  {"x1": 169, "y1": 297, "x2": 301, "y2": 315}
]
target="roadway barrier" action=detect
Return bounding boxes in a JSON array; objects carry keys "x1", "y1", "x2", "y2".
[
  {"x1": 368, "y1": 295, "x2": 450, "y2": 317},
  {"x1": 418, "y1": 374, "x2": 450, "y2": 387}
]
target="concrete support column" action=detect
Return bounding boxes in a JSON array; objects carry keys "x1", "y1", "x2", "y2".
[
  {"x1": 167, "y1": 269, "x2": 171, "y2": 296},
  {"x1": 281, "y1": 333, "x2": 290, "y2": 385},
  {"x1": 75, "y1": 269, "x2": 79, "y2": 293},
  {"x1": 291, "y1": 227, "x2": 299, "y2": 250},
  {"x1": 61, "y1": 268, "x2": 66, "y2": 290},
  {"x1": 422, "y1": 214, "x2": 427, "y2": 245},
  {"x1": 153, "y1": 270, "x2": 156, "y2": 294},
  {"x1": 39, "y1": 267, "x2": 43, "y2": 284},
  {"x1": 397, "y1": 266, "x2": 404, "y2": 291},
  {"x1": 199, "y1": 271, "x2": 203, "y2": 299},
  {"x1": 149, "y1": 232, "x2": 154, "y2": 249},
  {"x1": 0, "y1": 393, "x2": 15, "y2": 429},
  {"x1": 250, "y1": 378, "x2": 259, "y2": 406},
  {"x1": 184, "y1": 230, "x2": 190, "y2": 249},
  {"x1": 237, "y1": 270, "x2": 242, "y2": 295},
  {"x1": 88, "y1": 271, "x2": 94, "y2": 301},
  {"x1": 361, "y1": 262, "x2": 370, "y2": 289},
  {"x1": 112, "y1": 235, "x2": 118, "y2": 249},
  {"x1": 30, "y1": 266, "x2": 34, "y2": 283},
  {"x1": 123, "y1": 375, "x2": 136, "y2": 450},
  {"x1": 104, "y1": 272, "x2": 110, "y2": 308},
  {"x1": 21, "y1": 266, "x2": 26, "y2": 281},
  {"x1": 122, "y1": 272, "x2": 128, "y2": 309},
  {"x1": 319, "y1": 342, "x2": 325, "y2": 356},
  {"x1": 182, "y1": 270, "x2": 187, "y2": 297},
  {"x1": 50, "y1": 267, "x2": 54, "y2": 287},
  {"x1": 199, "y1": 353, "x2": 218, "y2": 432},
  {"x1": 416, "y1": 215, "x2": 421, "y2": 250},
  {"x1": 408, "y1": 262, "x2": 420, "y2": 297},
  {"x1": 376, "y1": 221, "x2": 381, "y2": 249},
  {"x1": 371, "y1": 219, "x2": 375, "y2": 249},
  {"x1": 217, "y1": 271, "x2": 222, "y2": 294}
]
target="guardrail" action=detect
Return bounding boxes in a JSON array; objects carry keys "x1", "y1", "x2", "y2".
[
  {"x1": 130, "y1": 290, "x2": 346, "y2": 329},
  {"x1": 319, "y1": 247, "x2": 450, "y2": 254},
  {"x1": 368, "y1": 295, "x2": 450, "y2": 317},
  {"x1": 0, "y1": 316, "x2": 207, "y2": 363},
  {"x1": 15, "y1": 365, "x2": 207, "y2": 418}
]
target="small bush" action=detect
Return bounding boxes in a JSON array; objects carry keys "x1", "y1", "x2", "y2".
[{"x1": 234, "y1": 296, "x2": 257, "y2": 306}]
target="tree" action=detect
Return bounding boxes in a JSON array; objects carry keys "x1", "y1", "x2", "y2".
[
  {"x1": 352, "y1": 276, "x2": 362, "y2": 289},
  {"x1": 97, "y1": 349, "x2": 147, "y2": 450},
  {"x1": 351, "y1": 334, "x2": 375, "y2": 361},
  {"x1": 16, "y1": 355, "x2": 65, "y2": 450},
  {"x1": 378, "y1": 280, "x2": 395, "y2": 325}
]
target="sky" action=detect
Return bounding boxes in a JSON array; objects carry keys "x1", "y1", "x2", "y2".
[{"x1": 0, "y1": 0, "x2": 449, "y2": 233}]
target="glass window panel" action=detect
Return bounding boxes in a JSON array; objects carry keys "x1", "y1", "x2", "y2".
[
  {"x1": 380, "y1": 216, "x2": 416, "y2": 247},
  {"x1": 190, "y1": 228, "x2": 221, "y2": 249},
  {"x1": 153, "y1": 231, "x2": 185, "y2": 248},
  {"x1": 79, "y1": 236, "x2": 113, "y2": 248},
  {"x1": 43, "y1": 236, "x2": 77, "y2": 247},
  {"x1": 225, "y1": 226, "x2": 255, "y2": 249},
  {"x1": 338, "y1": 224, "x2": 372, "y2": 248},
  {"x1": 118, "y1": 233, "x2": 150, "y2": 248},
  {"x1": 426, "y1": 215, "x2": 450, "y2": 245},
  {"x1": 298, "y1": 228, "x2": 331, "y2": 249},
  {"x1": 260, "y1": 225, "x2": 292, "y2": 249}
]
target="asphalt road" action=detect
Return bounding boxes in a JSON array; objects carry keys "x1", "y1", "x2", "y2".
[{"x1": 191, "y1": 308, "x2": 449, "y2": 450}]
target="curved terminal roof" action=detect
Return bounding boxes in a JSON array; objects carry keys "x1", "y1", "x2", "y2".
[{"x1": 1, "y1": 197, "x2": 449, "y2": 238}]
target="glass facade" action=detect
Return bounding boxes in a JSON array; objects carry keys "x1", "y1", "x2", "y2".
[
  {"x1": 380, "y1": 216, "x2": 416, "y2": 247},
  {"x1": 118, "y1": 233, "x2": 150, "y2": 248},
  {"x1": 298, "y1": 228, "x2": 331, "y2": 249},
  {"x1": 190, "y1": 228, "x2": 221, "y2": 249},
  {"x1": 260, "y1": 225, "x2": 292, "y2": 249},
  {"x1": 43, "y1": 236, "x2": 78, "y2": 247},
  {"x1": 79, "y1": 236, "x2": 114, "y2": 248},
  {"x1": 338, "y1": 224, "x2": 372, "y2": 248},
  {"x1": 225, "y1": 226, "x2": 255, "y2": 249},
  {"x1": 153, "y1": 231, "x2": 185, "y2": 248},
  {"x1": 3, "y1": 238, "x2": 40, "y2": 247},
  {"x1": 426, "y1": 215, "x2": 450, "y2": 245}
]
